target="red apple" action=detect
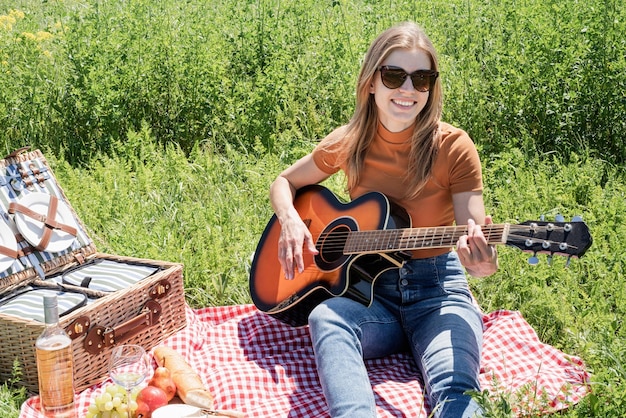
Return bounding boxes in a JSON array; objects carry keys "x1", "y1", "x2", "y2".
[
  {"x1": 135, "y1": 386, "x2": 168, "y2": 418},
  {"x1": 135, "y1": 400, "x2": 151, "y2": 418}
]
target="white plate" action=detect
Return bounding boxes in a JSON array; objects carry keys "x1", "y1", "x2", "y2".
[
  {"x1": 152, "y1": 404, "x2": 202, "y2": 418},
  {"x1": 13, "y1": 193, "x2": 79, "y2": 253},
  {"x1": 0, "y1": 220, "x2": 17, "y2": 273}
]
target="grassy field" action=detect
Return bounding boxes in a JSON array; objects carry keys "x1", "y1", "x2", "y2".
[{"x1": 1, "y1": 0, "x2": 625, "y2": 416}]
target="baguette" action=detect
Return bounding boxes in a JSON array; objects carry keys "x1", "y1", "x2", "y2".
[{"x1": 153, "y1": 346, "x2": 214, "y2": 409}]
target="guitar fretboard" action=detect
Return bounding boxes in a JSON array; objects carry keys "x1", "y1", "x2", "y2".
[{"x1": 343, "y1": 224, "x2": 510, "y2": 254}]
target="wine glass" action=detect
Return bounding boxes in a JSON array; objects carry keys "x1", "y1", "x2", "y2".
[{"x1": 109, "y1": 344, "x2": 151, "y2": 412}]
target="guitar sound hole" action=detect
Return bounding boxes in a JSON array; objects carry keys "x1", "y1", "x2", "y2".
[
  {"x1": 319, "y1": 225, "x2": 350, "y2": 264},
  {"x1": 315, "y1": 217, "x2": 357, "y2": 271}
]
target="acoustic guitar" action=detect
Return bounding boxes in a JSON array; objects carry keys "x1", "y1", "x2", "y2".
[{"x1": 249, "y1": 185, "x2": 592, "y2": 327}]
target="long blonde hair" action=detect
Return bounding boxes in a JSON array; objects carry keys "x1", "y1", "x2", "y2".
[{"x1": 322, "y1": 22, "x2": 443, "y2": 199}]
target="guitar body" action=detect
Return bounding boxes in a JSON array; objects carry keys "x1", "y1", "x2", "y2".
[{"x1": 249, "y1": 185, "x2": 411, "y2": 327}]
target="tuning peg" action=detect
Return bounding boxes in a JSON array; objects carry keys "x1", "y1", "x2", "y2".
[
  {"x1": 572, "y1": 215, "x2": 583, "y2": 222},
  {"x1": 556, "y1": 214, "x2": 565, "y2": 222},
  {"x1": 528, "y1": 253, "x2": 539, "y2": 265}
]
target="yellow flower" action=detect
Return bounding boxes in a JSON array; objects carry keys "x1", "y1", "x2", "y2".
[
  {"x1": 1, "y1": 10, "x2": 24, "y2": 31},
  {"x1": 22, "y1": 31, "x2": 37, "y2": 41},
  {"x1": 36, "y1": 31, "x2": 53, "y2": 41},
  {"x1": 0, "y1": 15, "x2": 16, "y2": 31},
  {"x1": 9, "y1": 10, "x2": 25, "y2": 20}
]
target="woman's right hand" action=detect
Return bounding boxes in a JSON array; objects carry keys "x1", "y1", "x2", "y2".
[
  {"x1": 277, "y1": 214, "x2": 319, "y2": 280},
  {"x1": 269, "y1": 153, "x2": 331, "y2": 280}
]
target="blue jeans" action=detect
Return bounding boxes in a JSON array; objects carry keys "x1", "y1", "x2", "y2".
[{"x1": 308, "y1": 252, "x2": 484, "y2": 418}]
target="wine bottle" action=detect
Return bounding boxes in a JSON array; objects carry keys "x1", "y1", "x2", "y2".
[{"x1": 35, "y1": 295, "x2": 77, "y2": 418}]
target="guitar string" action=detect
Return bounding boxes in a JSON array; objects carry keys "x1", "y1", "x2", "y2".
[
  {"x1": 313, "y1": 235, "x2": 577, "y2": 253},
  {"x1": 315, "y1": 224, "x2": 571, "y2": 241},
  {"x1": 312, "y1": 225, "x2": 574, "y2": 252}
]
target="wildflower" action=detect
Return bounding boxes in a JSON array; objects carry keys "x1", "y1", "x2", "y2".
[
  {"x1": 0, "y1": 10, "x2": 24, "y2": 31},
  {"x1": 9, "y1": 10, "x2": 25, "y2": 20},
  {"x1": 22, "y1": 31, "x2": 37, "y2": 41},
  {"x1": 36, "y1": 31, "x2": 53, "y2": 41},
  {"x1": 0, "y1": 15, "x2": 16, "y2": 31},
  {"x1": 53, "y1": 21, "x2": 67, "y2": 32}
]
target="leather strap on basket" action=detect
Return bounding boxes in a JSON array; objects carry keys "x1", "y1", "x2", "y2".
[
  {"x1": 83, "y1": 300, "x2": 162, "y2": 355},
  {"x1": 81, "y1": 280, "x2": 172, "y2": 355},
  {"x1": 8, "y1": 196, "x2": 78, "y2": 251},
  {"x1": 0, "y1": 245, "x2": 17, "y2": 259}
]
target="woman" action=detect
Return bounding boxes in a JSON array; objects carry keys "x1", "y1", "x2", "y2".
[{"x1": 269, "y1": 22, "x2": 498, "y2": 417}]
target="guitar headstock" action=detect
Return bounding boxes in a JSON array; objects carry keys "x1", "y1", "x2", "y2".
[{"x1": 506, "y1": 219, "x2": 593, "y2": 264}]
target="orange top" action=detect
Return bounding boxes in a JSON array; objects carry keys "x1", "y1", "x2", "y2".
[{"x1": 312, "y1": 122, "x2": 483, "y2": 258}]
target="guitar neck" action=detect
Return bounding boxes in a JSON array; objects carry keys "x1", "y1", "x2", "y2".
[{"x1": 343, "y1": 224, "x2": 510, "y2": 254}]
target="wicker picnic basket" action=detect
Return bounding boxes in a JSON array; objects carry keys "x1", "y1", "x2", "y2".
[{"x1": 0, "y1": 148, "x2": 187, "y2": 393}]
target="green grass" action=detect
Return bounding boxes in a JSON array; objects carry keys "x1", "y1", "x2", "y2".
[
  {"x1": 2, "y1": 0, "x2": 626, "y2": 416},
  {"x1": 2, "y1": 0, "x2": 625, "y2": 163}
]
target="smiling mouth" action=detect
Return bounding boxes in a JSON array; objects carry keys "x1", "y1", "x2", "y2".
[{"x1": 392, "y1": 99, "x2": 415, "y2": 107}]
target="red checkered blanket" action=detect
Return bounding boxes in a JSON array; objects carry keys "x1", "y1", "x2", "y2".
[{"x1": 20, "y1": 304, "x2": 590, "y2": 417}]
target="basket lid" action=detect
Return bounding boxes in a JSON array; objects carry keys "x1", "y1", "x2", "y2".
[{"x1": 0, "y1": 148, "x2": 96, "y2": 293}]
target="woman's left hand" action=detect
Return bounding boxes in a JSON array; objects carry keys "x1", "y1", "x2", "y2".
[{"x1": 456, "y1": 216, "x2": 498, "y2": 277}]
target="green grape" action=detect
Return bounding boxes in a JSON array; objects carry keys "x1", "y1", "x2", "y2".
[
  {"x1": 130, "y1": 386, "x2": 141, "y2": 398},
  {"x1": 128, "y1": 400, "x2": 138, "y2": 412},
  {"x1": 95, "y1": 397, "x2": 106, "y2": 412},
  {"x1": 106, "y1": 385, "x2": 119, "y2": 396},
  {"x1": 88, "y1": 383, "x2": 140, "y2": 418}
]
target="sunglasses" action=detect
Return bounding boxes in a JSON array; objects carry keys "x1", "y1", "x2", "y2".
[{"x1": 378, "y1": 66, "x2": 439, "y2": 92}]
